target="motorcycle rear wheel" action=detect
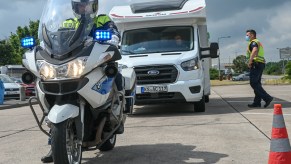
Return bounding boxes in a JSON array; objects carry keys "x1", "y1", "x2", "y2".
[{"x1": 51, "y1": 120, "x2": 82, "y2": 164}]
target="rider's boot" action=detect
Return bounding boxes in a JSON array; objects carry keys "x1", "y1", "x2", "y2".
[{"x1": 41, "y1": 148, "x2": 53, "y2": 163}]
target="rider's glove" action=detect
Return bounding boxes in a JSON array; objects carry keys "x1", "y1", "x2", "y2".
[{"x1": 107, "y1": 35, "x2": 119, "y2": 47}]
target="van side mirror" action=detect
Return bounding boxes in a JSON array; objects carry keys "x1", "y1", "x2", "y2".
[
  {"x1": 210, "y1": 42, "x2": 219, "y2": 58},
  {"x1": 200, "y1": 42, "x2": 219, "y2": 59}
]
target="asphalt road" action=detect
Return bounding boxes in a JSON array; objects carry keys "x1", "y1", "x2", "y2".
[{"x1": 1, "y1": 85, "x2": 291, "y2": 164}]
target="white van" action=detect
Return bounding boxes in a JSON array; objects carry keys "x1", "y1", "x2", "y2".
[{"x1": 110, "y1": 0, "x2": 219, "y2": 112}]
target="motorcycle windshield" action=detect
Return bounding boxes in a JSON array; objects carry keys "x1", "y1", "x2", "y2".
[{"x1": 39, "y1": 0, "x2": 95, "y2": 58}]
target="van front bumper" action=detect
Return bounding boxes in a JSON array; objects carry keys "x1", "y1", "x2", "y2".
[{"x1": 135, "y1": 79, "x2": 203, "y2": 105}]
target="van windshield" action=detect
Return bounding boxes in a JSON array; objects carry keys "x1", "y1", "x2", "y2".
[{"x1": 121, "y1": 26, "x2": 194, "y2": 55}]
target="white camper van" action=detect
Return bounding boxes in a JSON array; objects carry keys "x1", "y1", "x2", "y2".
[{"x1": 110, "y1": 0, "x2": 219, "y2": 112}]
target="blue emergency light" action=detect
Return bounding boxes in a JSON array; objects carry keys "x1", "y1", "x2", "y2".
[
  {"x1": 94, "y1": 30, "x2": 112, "y2": 41},
  {"x1": 21, "y1": 37, "x2": 36, "y2": 49}
]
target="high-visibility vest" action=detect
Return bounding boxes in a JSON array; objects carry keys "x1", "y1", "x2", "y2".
[
  {"x1": 62, "y1": 15, "x2": 111, "y2": 29},
  {"x1": 62, "y1": 18, "x2": 80, "y2": 29},
  {"x1": 94, "y1": 15, "x2": 111, "y2": 28},
  {"x1": 247, "y1": 39, "x2": 265, "y2": 63}
]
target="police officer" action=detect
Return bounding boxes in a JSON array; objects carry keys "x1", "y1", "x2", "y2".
[
  {"x1": 0, "y1": 79, "x2": 4, "y2": 105},
  {"x1": 41, "y1": 0, "x2": 122, "y2": 162},
  {"x1": 246, "y1": 29, "x2": 273, "y2": 108}
]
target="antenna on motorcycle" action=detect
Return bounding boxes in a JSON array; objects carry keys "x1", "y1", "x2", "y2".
[
  {"x1": 94, "y1": 30, "x2": 112, "y2": 41},
  {"x1": 21, "y1": 37, "x2": 36, "y2": 50}
]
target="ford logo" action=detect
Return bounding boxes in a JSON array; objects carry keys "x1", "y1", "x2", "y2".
[{"x1": 147, "y1": 70, "x2": 160, "y2": 75}]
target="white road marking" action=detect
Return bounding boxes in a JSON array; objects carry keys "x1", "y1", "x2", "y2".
[
  {"x1": 227, "y1": 101, "x2": 287, "y2": 103},
  {"x1": 242, "y1": 113, "x2": 291, "y2": 116}
]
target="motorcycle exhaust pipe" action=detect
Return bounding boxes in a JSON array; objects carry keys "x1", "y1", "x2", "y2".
[
  {"x1": 104, "y1": 62, "x2": 118, "y2": 78},
  {"x1": 22, "y1": 71, "x2": 35, "y2": 84}
]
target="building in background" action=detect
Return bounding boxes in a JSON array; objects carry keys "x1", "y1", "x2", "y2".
[{"x1": 0, "y1": 65, "x2": 26, "y2": 78}]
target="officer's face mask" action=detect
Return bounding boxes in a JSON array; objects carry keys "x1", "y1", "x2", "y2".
[{"x1": 245, "y1": 35, "x2": 250, "y2": 42}]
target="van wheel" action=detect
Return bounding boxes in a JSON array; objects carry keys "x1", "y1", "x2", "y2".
[
  {"x1": 204, "y1": 95, "x2": 209, "y2": 103},
  {"x1": 194, "y1": 96, "x2": 206, "y2": 112}
]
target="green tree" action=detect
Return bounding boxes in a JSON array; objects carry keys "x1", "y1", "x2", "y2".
[
  {"x1": 232, "y1": 55, "x2": 248, "y2": 73},
  {"x1": 210, "y1": 68, "x2": 219, "y2": 80},
  {"x1": 28, "y1": 20, "x2": 40, "y2": 42},
  {"x1": 0, "y1": 40, "x2": 17, "y2": 65},
  {"x1": 7, "y1": 20, "x2": 39, "y2": 64}
]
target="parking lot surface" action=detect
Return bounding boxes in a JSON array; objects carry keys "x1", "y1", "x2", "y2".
[{"x1": 0, "y1": 85, "x2": 290, "y2": 164}]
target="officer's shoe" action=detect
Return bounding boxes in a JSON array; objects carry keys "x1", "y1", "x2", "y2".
[
  {"x1": 41, "y1": 149, "x2": 53, "y2": 163},
  {"x1": 248, "y1": 103, "x2": 261, "y2": 108},
  {"x1": 264, "y1": 97, "x2": 273, "y2": 108}
]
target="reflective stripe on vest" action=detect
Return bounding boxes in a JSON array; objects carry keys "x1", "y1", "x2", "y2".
[
  {"x1": 62, "y1": 18, "x2": 80, "y2": 29},
  {"x1": 247, "y1": 39, "x2": 265, "y2": 63}
]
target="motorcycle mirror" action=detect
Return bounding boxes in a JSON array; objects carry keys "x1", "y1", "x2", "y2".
[
  {"x1": 94, "y1": 30, "x2": 112, "y2": 41},
  {"x1": 21, "y1": 37, "x2": 36, "y2": 49}
]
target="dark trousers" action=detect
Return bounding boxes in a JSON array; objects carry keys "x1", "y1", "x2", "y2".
[{"x1": 249, "y1": 62, "x2": 272, "y2": 105}]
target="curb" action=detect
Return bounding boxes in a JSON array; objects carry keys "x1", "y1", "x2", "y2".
[{"x1": 0, "y1": 101, "x2": 39, "y2": 110}]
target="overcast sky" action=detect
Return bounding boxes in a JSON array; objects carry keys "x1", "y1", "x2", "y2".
[{"x1": 1, "y1": 0, "x2": 290, "y2": 64}]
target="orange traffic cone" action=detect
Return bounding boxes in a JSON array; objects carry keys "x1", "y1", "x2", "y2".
[{"x1": 268, "y1": 104, "x2": 291, "y2": 164}]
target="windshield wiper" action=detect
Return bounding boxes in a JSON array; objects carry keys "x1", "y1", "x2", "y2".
[{"x1": 121, "y1": 50, "x2": 135, "y2": 54}]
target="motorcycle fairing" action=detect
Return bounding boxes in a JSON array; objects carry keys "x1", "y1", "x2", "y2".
[{"x1": 48, "y1": 104, "x2": 79, "y2": 124}]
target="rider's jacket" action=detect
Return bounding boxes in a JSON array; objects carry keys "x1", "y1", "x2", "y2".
[{"x1": 62, "y1": 14, "x2": 120, "y2": 39}]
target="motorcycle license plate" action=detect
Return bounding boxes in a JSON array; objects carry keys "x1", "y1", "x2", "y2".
[{"x1": 141, "y1": 86, "x2": 168, "y2": 93}]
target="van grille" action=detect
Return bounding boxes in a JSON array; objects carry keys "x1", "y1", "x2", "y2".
[{"x1": 134, "y1": 65, "x2": 178, "y2": 85}]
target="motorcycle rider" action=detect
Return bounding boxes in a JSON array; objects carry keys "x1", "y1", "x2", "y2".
[{"x1": 41, "y1": 0, "x2": 124, "y2": 163}]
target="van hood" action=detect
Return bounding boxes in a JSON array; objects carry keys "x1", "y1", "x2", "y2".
[{"x1": 119, "y1": 50, "x2": 198, "y2": 67}]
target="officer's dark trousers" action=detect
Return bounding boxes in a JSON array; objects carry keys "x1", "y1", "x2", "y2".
[{"x1": 249, "y1": 62, "x2": 272, "y2": 105}]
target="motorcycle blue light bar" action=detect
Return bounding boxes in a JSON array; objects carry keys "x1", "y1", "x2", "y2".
[
  {"x1": 21, "y1": 37, "x2": 36, "y2": 49},
  {"x1": 94, "y1": 30, "x2": 112, "y2": 41}
]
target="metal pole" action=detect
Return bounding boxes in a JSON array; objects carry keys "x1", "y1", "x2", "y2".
[
  {"x1": 217, "y1": 36, "x2": 231, "y2": 81},
  {"x1": 218, "y1": 38, "x2": 221, "y2": 80},
  {"x1": 20, "y1": 86, "x2": 26, "y2": 101}
]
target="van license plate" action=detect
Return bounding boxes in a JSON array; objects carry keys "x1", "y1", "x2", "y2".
[
  {"x1": 6, "y1": 91, "x2": 18, "y2": 95},
  {"x1": 141, "y1": 86, "x2": 168, "y2": 93}
]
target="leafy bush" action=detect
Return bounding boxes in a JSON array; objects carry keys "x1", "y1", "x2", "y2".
[
  {"x1": 210, "y1": 68, "x2": 219, "y2": 80},
  {"x1": 285, "y1": 61, "x2": 291, "y2": 79},
  {"x1": 265, "y1": 64, "x2": 282, "y2": 75}
]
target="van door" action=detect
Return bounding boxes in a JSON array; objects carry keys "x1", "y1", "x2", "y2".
[{"x1": 198, "y1": 25, "x2": 211, "y2": 96}]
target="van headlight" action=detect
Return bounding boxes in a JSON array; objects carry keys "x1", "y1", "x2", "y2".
[
  {"x1": 37, "y1": 57, "x2": 88, "y2": 80},
  {"x1": 181, "y1": 57, "x2": 199, "y2": 71},
  {"x1": 118, "y1": 64, "x2": 128, "y2": 73}
]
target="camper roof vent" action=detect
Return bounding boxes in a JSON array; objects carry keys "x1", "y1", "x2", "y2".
[{"x1": 131, "y1": 0, "x2": 188, "y2": 13}]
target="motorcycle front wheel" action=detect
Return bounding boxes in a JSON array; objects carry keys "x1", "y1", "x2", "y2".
[{"x1": 51, "y1": 119, "x2": 82, "y2": 164}]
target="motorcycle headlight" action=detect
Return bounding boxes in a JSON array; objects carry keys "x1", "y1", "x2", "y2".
[
  {"x1": 39, "y1": 63, "x2": 56, "y2": 80},
  {"x1": 67, "y1": 58, "x2": 87, "y2": 78},
  {"x1": 181, "y1": 57, "x2": 199, "y2": 71},
  {"x1": 37, "y1": 57, "x2": 88, "y2": 80}
]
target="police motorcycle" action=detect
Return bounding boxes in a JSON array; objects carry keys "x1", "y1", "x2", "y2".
[{"x1": 20, "y1": 0, "x2": 136, "y2": 163}]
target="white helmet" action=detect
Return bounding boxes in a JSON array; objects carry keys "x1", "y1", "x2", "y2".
[{"x1": 71, "y1": 0, "x2": 98, "y2": 17}]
